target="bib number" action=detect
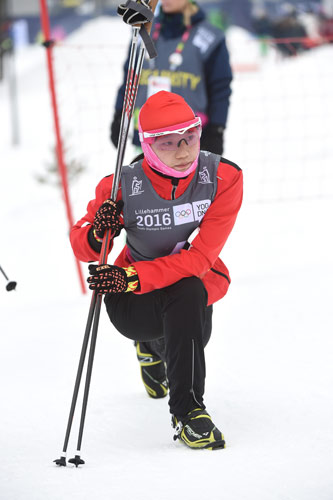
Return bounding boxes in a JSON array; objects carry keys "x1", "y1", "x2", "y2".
[{"x1": 137, "y1": 212, "x2": 172, "y2": 229}]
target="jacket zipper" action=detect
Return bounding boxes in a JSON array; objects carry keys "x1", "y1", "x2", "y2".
[
  {"x1": 171, "y1": 178, "x2": 179, "y2": 200},
  {"x1": 210, "y1": 268, "x2": 231, "y2": 284}
]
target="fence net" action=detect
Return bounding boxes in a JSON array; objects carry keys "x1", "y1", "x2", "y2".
[{"x1": 53, "y1": 18, "x2": 333, "y2": 203}]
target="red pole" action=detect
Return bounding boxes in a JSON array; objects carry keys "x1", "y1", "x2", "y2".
[{"x1": 39, "y1": 0, "x2": 86, "y2": 294}]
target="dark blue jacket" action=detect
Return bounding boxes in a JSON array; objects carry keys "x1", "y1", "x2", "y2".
[{"x1": 114, "y1": 7, "x2": 233, "y2": 146}]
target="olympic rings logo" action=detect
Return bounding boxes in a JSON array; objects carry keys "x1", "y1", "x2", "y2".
[{"x1": 175, "y1": 209, "x2": 192, "y2": 218}]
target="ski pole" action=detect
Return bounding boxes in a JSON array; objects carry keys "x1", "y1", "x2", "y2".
[
  {"x1": 54, "y1": 228, "x2": 111, "y2": 467},
  {"x1": 67, "y1": 35, "x2": 146, "y2": 468},
  {"x1": 53, "y1": 292, "x2": 97, "y2": 466},
  {"x1": 68, "y1": 294, "x2": 103, "y2": 467},
  {"x1": 0, "y1": 265, "x2": 17, "y2": 292},
  {"x1": 54, "y1": 4, "x2": 157, "y2": 466},
  {"x1": 54, "y1": 30, "x2": 140, "y2": 466},
  {"x1": 68, "y1": 229, "x2": 112, "y2": 467}
]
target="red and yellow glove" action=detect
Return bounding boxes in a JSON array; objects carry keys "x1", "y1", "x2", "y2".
[{"x1": 87, "y1": 264, "x2": 139, "y2": 294}]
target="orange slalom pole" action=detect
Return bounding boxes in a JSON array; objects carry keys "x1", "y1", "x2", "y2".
[{"x1": 39, "y1": 0, "x2": 86, "y2": 294}]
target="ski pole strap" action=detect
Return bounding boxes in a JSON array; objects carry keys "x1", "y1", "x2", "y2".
[{"x1": 139, "y1": 25, "x2": 157, "y2": 59}]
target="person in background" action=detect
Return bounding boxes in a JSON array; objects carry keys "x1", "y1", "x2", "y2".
[
  {"x1": 110, "y1": 0, "x2": 233, "y2": 156},
  {"x1": 71, "y1": 91, "x2": 243, "y2": 450},
  {"x1": 271, "y1": 3, "x2": 308, "y2": 56},
  {"x1": 319, "y1": 0, "x2": 333, "y2": 41},
  {"x1": 252, "y1": 6, "x2": 274, "y2": 37}
]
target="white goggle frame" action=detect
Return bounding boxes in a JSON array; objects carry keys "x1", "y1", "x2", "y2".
[{"x1": 140, "y1": 117, "x2": 202, "y2": 142}]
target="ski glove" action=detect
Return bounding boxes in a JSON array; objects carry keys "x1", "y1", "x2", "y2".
[
  {"x1": 87, "y1": 264, "x2": 139, "y2": 294},
  {"x1": 93, "y1": 199, "x2": 124, "y2": 239},
  {"x1": 201, "y1": 124, "x2": 224, "y2": 156},
  {"x1": 117, "y1": 0, "x2": 154, "y2": 26}
]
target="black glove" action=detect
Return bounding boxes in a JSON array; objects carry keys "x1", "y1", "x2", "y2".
[
  {"x1": 110, "y1": 109, "x2": 122, "y2": 148},
  {"x1": 93, "y1": 199, "x2": 124, "y2": 239},
  {"x1": 87, "y1": 264, "x2": 139, "y2": 294},
  {"x1": 117, "y1": 0, "x2": 154, "y2": 26},
  {"x1": 200, "y1": 124, "x2": 224, "y2": 156}
]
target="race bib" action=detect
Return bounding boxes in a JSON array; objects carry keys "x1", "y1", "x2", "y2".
[{"x1": 147, "y1": 75, "x2": 171, "y2": 99}]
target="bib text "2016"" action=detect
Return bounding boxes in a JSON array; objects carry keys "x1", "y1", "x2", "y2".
[{"x1": 136, "y1": 212, "x2": 172, "y2": 229}]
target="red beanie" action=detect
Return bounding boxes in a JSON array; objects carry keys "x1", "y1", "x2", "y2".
[{"x1": 139, "y1": 91, "x2": 196, "y2": 132}]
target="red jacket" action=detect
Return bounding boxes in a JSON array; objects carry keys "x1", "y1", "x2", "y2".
[{"x1": 70, "y1": 157, "x2": 243, "y2": 305}]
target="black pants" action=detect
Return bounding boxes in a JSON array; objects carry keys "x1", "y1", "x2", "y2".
[{"x1": 104, "y1": 277, "x2": 213, "y2": 417}]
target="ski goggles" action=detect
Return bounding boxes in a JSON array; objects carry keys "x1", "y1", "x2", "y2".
[{"x1": 139, "y1": 117, "x2": 202, "y2": 151}]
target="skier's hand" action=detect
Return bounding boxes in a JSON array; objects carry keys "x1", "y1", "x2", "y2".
[
  {"x1": 87, "y1": 264, "x2": 139, "y2": 294},
  {"x1": 93, "y1": 199, "x2": 124, "y2": 239},
  {"x1": 117, "y1": 0, "x2": 154, "y2": 26},
  {"x1": 200, "y1": 124, "x2": 224, "y2": 156}
]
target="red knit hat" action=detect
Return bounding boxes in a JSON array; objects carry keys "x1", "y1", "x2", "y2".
[{"x1": 139, "y1": 91, "x2": 196, "y2": 132}]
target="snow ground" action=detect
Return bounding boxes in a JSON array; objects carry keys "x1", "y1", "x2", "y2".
[{"x1": 1, "y1": 16, "x2": 333, "y2": 500}]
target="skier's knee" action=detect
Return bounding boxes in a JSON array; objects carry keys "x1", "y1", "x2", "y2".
[{"x1": 174, "y1": 277, "x2": 208, "y2": 305}]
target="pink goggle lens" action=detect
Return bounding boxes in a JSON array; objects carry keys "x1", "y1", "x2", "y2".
[{"x1": 152, "y1": 126, "x2": 201, "y2": 151}]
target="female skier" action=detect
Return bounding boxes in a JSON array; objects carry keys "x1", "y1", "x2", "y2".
[{"x1": 70, "y1": 90, "x2": 243, "y2": 450}]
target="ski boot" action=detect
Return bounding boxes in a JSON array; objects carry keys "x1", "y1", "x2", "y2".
[
  {"x1": 136, "y1": 341, "x2": 168, "y2": 399},
  {"x1": 172, "y1": 408, "x2": 225, "y2": 450}
]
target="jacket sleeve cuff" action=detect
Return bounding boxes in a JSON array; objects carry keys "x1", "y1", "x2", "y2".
[{"x1": 87, "y1": 225, "x2": 102, "y2": 253}]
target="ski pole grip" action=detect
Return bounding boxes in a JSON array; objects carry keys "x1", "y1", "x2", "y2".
[
  {"x1": 136, "y1": 0, "x2": 158, "y2": 59},
  {"x1": 144, "y1": 0, "x2": 158, "y2": 34},
  {"x1": 132, "y1": 0, "x2": 158, "y2": 31}
]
